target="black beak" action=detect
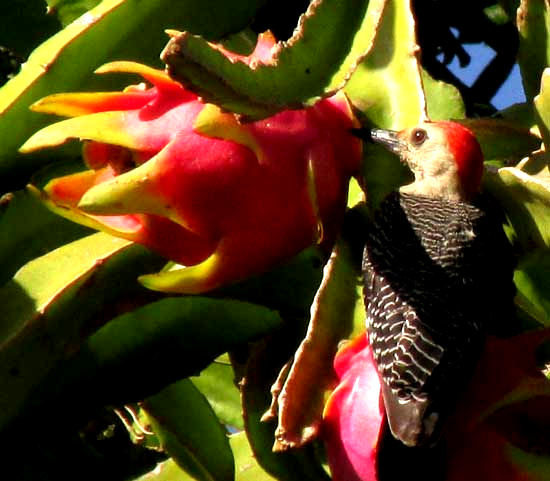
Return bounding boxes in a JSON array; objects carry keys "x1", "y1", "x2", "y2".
[
  {"x1": 351, "y1": 127, "x2": 405, "y2": 156},
  {"x1": 349, "y1": 127, "x2": 373, "y2": 142},
  {"x1": 370, "y1": 128, "x2": 405, "y2": 156}
]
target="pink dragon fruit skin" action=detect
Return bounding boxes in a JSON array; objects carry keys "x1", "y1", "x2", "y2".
[{"x1": 21, "y1": 33, "x2": 362, "y2": 294}]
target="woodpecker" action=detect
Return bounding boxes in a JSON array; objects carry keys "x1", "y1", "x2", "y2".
[{"x1": 359, "y1": 121, "x2": 516, "y2": 447}]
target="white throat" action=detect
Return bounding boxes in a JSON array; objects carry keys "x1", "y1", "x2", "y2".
[
  {"x1": 399, "y1": 172, "x2": 466, "y2": 203},
  {"x1": 399, "y1": 145, "x2": 467, "y2": 202}
]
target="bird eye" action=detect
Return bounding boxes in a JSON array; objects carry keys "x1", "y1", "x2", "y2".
[{"x1": 411, "y1": 128, "x2": 427, "y2": 146}]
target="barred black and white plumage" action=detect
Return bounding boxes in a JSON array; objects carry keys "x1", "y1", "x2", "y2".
[
  {"x1": 359, "y1": 121, "x2": 517, "y2": 448},
  {"x1": 363, "y1": 191, "x2": 515, "y2": 446}
]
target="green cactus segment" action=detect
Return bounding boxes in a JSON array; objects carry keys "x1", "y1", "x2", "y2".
[
  {"x1": 485, "y1": 161, "x2": 550, "y2": 250},
  {"x1": 1, "y1": 233, "x2": 130, "y2": 337},
  {"x1": 161, "y1": 0, "x2": 386, "y2": 120},
  {"x1": 44, "y1": 298, "x2": 282, "y2": 420},
  {"x1": 0, "y1": 232, "x2": 164, "y2": 430},
  {"x1": 514, "y1": 249, "x2": 550, "y2": 326},
  {"x1": 0, "y1": 0, "x2": 266, "y2": 193},
  {"x1": 143, "y1": 379, "x2": 235, "y2": 481},
  {"x1": 0, "y1": 189, "x2": 92, "y2": 285},
  {"x1": 345, "y1": 0, "x2": 425, "y2": 210},
  {"x1": 517, "y1": 0, "x2": 550, "y2": 101},
  {"x1": 345, "y1": 0, "x2": 425, "y2": 129},
  {"x1": 457, "y1": 118, "x2": 540, "y2": 165},
  {"x1": 421, "y1": 68, "x2": 466, "y2": 121},
  {"x1": 535, "y1": 68, "x2": 550, "y2": 152}
]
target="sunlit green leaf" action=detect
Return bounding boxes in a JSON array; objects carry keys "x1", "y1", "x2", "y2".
[
  {"x1": 192, "y1": 357, "x2": 243, "y2": 430},
  {"x1": 143, "y1": 379, "x2": 234, "y2": 481},
  {"x1": 231, "y1": 432, "x2": 277, "y2": 481}
]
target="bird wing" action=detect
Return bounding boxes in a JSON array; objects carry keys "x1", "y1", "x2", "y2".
[
  {"x1": 362, "y1": 192, "x2": 485, "y2": 446},
  {"x1": 364, "y1": 258, "x2": 446, "y2": 446}
]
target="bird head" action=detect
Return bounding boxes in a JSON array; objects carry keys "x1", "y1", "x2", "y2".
[{"x1": 369, "y1": 121, "x2": 484, "y2": 202}]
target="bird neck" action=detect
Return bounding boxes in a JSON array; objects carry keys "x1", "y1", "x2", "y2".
[{"x1": 399, "y1": 175, "x2": 470, "y2": 203}]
